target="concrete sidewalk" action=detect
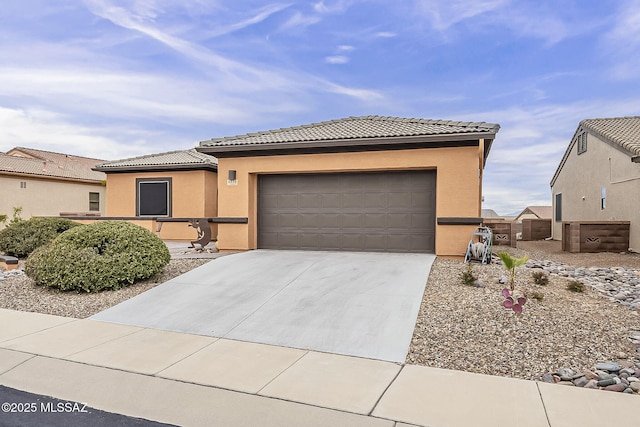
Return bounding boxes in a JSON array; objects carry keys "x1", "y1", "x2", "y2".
[{"x1": 1, "y1": 309, "x2": 637, "y2": 426}]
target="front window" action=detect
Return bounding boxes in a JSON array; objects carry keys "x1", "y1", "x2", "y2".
[
  {"x1": 89, "y1": 192, "x2": 100, "y2": 211},
  {"x1": 136, "y1": 178, "x2": 172, "y2": 217}
]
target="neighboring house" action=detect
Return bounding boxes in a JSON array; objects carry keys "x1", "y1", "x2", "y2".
[
  {"x1": 0, "y1": 147, "x2": 106, "y2": 226},
  {"x1": 197, "y1": 115, "x2": 500, "y2": 256},
  {"x1": 481, "y1": 209, "x2": 501, "y2": 219},
  {"x1": 551, "y1": 116, "x2": 640, "y2": 252},
  {"x1": 93, "y1": 149, "x2": 218, "y2": 240},
  {"x1": 514, "y1": 206, "x2": 552, "y2": 222}
]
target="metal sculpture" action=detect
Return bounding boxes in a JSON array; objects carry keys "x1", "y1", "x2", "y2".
[{"x1": 188, "y1": 218, "x2": 212, "y2": 249}]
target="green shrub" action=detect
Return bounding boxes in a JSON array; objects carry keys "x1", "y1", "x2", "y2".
[
  {"x1": 0, "y1": 217, "x2": 80, "y2": 257},
  {"x1": 566, "y1": 280, "x2": 585, "y2": 293},
  {"x1": 530, "y1": 291, "x2": 544, "y2": 301},
  {"x1": 531, "y1": 270, "x2": 549, "y2": 286},
  {"x1": 25, "y1": 221, "x2": 170, "y2": 292},
  {"x1": 460, "y1": 262, "x2": 478, "y2": 286}
]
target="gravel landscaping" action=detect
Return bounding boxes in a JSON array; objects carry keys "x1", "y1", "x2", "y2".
[
  {"x1": 2, "y1": 239, "x2": 640, "y2": 393},
  {"x1": 0, "y1": 259, "x2": 210, "y2": 318},
  {"x1": 407, "y1": 240, "x2": 640, "y2": 390}
]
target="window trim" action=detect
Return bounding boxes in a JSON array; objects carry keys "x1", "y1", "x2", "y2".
[{"x1": 136, "y1": 178, "x2": 172, "y2": 217}]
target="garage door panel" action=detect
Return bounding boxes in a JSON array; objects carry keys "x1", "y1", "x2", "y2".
[
  {"x1": 363, "y1": 235, "x2": 387, "y2": 250},
  {"x1": 318, "y1": 233, "x2": 342, "y2": 248},
  {"x1": 299, "y1": 214, "x2": 319, "y2": 228},
  {"x1": 258, "y1": 171, "x2": 435, "y2": 253},
  {"x1": 364, "y1": 213, "x2": 386, "y2": 228},
  {"x1": 342, "y1": 193, "x2": 364, "y2": 208},
  {"x1": 277, "y1": 232, "x2": 299, "y2": 248},
  {"x1": 342, "y1": 213, "x2": 364, "y2": 228},
  {"x1": 320, "y1": 193, "x2": 342, "y2": 208},
  {"x1": 342, "y1": 234, "x2": 364, "y2": 250},
  {"x1": 261, "y1": 194, "x2": 279, "y2": 209},
  {"x1": 388, "y1": 192, "x2": 411, "y2": 207},
  {"x1": 278, "y1": 194, "x2": 299, "y2": 208},
  {"x1": 388, "y1": 213, "x2": 411, "y2": 228},
  {"x1": 364, "y1": 193, "x2": 387, "y2": 208},
  {"x1": 317, "y1": 213, "x2": 341, "y2": 228},
  {"x1": 299, "y1": 233, "x2": 321, "y2": 247},
  {"x1": 278, "y1": 213, "x2": 299, "y2": 228}
]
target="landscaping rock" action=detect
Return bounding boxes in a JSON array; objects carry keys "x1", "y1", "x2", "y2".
[
  {"x1": 603, "y1": 383, "x2": 626, "y2": 392},
  {"x1": 573, "y1": 376, "x2": 589, "y2": 387},
  {"x1": 595, "y1": 362, "x2": 622, "y2": 372},
  {"x1": 584, "y1": 379, "x2": 599, "y2": 389}
]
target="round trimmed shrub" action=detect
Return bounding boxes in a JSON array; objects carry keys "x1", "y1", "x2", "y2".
[
  {"x1": 25, "y1": 221, "x2": 170, "y2": 292},
  {"x1": 0, "y1": 217, "x2": 80, "y2": 257}
]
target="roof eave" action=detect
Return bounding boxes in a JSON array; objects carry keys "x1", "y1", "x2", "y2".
[
  {"x1": 0, "y1": 170, "x2": 104, "y2": 184},
  {"x1": 198, "y1": 131, "x2": 497, "y2": 155},
  {"x1": 93, "y1": 164, "x2": 218, "y2": 173}
]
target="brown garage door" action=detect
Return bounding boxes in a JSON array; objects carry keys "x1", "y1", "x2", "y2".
[{"x1": 258, "y1": 171, "x2": 436, "y2": 253}]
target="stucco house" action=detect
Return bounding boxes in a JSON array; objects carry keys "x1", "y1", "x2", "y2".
[
  {"x1": 197, "y1": 115, "x2": 500, "y2": 256},
  {"x1": 514, "y1": 206, "x2": 552, "y2": 222},
  {"x1": 551, "y1": 116, "x2": 640, "y2": 252},
  {"x1": 0, "y1": 147, "x2": 106, "y2": 227},
  {"x1": 92, "y1": 149, "x2": 218, "y2": 240}
]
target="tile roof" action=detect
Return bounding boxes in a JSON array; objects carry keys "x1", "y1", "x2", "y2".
[
  {"x1": 95, "y1": 149, "x2": 217, "y2": 171},
  {"x1": 580, "y1": 116, "x2": 640, "y2": 156},
  {"x1": 1, "y1": 147, "x2": 105, "y2": 182},
  {"x1": 551, "y1": 116, "x2": 640, "y2": 187},
  {"x1": 200, "y1": 115, "x2": 500, "y2": 147},
  {"x1": 516, "y1": 206, "x2": 552, "y2": 220}
]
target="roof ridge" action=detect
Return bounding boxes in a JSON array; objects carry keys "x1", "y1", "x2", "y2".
[
  {"x1": 97, "y1": 148, "x2": 198, "y2": 165},
  {"x1": 203, "y1": 116, "x2": 499, "y2": 144},
  {"x1": 10, "y1": 146, "x2": 105, "y2": 162}
]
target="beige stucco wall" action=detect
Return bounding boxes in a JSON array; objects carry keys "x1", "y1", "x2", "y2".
[
  {"x1": 216, "y1": 145, "x2": 484, "y2": 256},
  {"x1": 104, "y1": 170, "x2": 218, "y2": 240},
  {"x1": 0, "y1": 175, "x2": 105, "y2": 228},
  {"x1": 552, "y1": 133, "x2": 640, "y2": 251}
]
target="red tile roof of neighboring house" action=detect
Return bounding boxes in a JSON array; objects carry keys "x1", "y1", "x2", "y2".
[
  {"x1": 0, "y1": 147, "x2": 105, "y2": 182},
  {"x1": 516, "y1": 206, "x2": 552, "y2": 220}
]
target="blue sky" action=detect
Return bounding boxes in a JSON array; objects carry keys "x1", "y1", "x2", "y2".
[{"x1": 0, "y1": 1, "x2": 638, "y2": 214}]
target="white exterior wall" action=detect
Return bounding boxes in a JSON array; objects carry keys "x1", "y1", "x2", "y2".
[
  {"x1": 0, "y1": 175, "x2": 106, "y2": 226},
  {"x1": 551, "y1": 133, "x2": 640, "y2": 252}
]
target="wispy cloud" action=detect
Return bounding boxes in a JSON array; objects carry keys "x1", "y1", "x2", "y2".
[
  {"x1": 601, "y1": 0, "x2": 640, "y2": 80},
  {"x1": 325, "y1": 55, "x2": 349, "y2": 64},
  {"x1": 0, "y1": 106, "x2": 164, "y2": 160},
  {"x1": 204, "y1": 3, "x2": 292, "y2": 38},
  {"x1": 278, "y1": 11, "x2": 322, "y2": 31},
  {"x1": 375, "y1": 31, "x2": 397, "y2": 38},
  {"x1": 415, "y1": 0, "x2": 508, "y2": 32},
  {"x1": 412, "y1": 0, "x2": 572, "y2": 45}
]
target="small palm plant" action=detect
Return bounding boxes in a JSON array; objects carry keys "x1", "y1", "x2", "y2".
[
  {"x1": 497, "y1": 252, "x2": 529, "y2": 291},
  {"x1": 497, "y1": 252, "x2": 529, "y2": 314}
]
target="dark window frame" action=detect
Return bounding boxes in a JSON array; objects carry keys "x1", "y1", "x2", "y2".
[
  {"x1": 89, "y1": 192, "x2": 100, "y2": 212},
  {"x1": 136, "y1": 178, "x2": 172, "y2": 217},
  {"x1": 555, "y1": 193, "x2": 562, "y2": 222},
  {"x1": 577, "y1": 132, "x2": 587, "y2": 155}
]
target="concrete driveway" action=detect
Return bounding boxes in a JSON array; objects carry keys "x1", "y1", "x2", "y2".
[{"x1": 92, "y1": 250, "x2": 435, "y2": 363}]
